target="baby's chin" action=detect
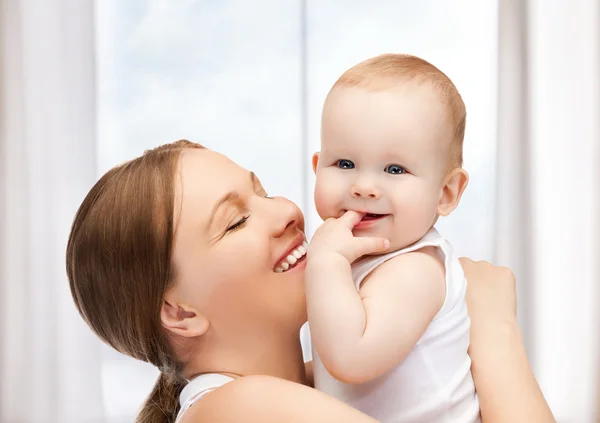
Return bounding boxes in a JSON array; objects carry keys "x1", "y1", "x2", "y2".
[{"x1": 354, "y1": 224, "x2": 426, "y2": 253}]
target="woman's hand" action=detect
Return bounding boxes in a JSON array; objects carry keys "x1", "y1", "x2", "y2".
[
  {"x1": 460, "y1": 258, "x2": 517, "y2": 350},
  {"x1": 460, "y1": 258, "x2": 555, "y2": 423}
]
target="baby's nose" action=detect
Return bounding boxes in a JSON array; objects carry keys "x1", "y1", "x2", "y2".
[{"x1": 351, "y1": 182, "x2": 381, "y2": 199}]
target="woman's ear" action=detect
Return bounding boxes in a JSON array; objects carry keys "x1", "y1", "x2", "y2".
[
  {"x1": 437, "y1": 168, "x2": 469, "y2": 216},
  {"x1": 161, "y1": 291, "x2": 209, "y2": 338}
]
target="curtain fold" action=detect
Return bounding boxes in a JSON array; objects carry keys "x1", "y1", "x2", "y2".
[
  {"x1": 0, "y1": 0, "x2": 106, "y2": 421},
  {"x1": 496, "y1": 0, "x2": 600, "y2": 421}
]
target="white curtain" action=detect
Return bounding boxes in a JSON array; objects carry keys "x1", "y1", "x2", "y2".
[
  {"x1": 496, "y1": 0, "x2": 600, "y2": 421},
  {"x1": 0, "y1": 0, "x2": 105, "y2": 422}
]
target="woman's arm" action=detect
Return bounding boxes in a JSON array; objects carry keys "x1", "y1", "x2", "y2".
[
  {"x1": 181, "y1": 375, "x2": 379, "y2": 423},
  {"x1": 461, "y1": 258, "x2": 555, "y2": 423}
]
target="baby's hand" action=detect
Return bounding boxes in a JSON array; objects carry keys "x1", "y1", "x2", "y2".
[{"x1": 308, "y1": 210, "x2": 390, "y2": 264}]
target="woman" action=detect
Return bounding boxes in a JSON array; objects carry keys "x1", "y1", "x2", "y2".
[{"x1": 66, "y1": 140, "x2": 554, "y2": 423}]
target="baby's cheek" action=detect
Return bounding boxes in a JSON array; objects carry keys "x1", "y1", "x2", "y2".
[
  {"x1": 407, "y1": 193, "x2": 438, "y2": 220},
  {"x1": 314, "y1": 176, "x2": 340, "y2": 219},
  {"x1": 394, "y1": 189, "x2": 439, "y2": 237}
]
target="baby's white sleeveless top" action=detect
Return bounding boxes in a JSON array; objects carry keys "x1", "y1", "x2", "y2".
[
  {"x1": 175, "y1": 373, "x2": 234, "y2": 423},
  {"x1": 312, "y1": 228, "x2": 480, "y2": 422}
]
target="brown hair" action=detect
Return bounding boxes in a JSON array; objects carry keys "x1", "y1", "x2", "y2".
[
  {"x1": 330, "y1": 53, "x2": 467, "y2": 168},
  {"x1": 66, "y1": 140, "x2": 204, "y2": 423}
]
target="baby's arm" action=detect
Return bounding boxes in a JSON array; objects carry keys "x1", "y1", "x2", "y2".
[{"x1": 306, "y1": 212, "x2": 445, "y2": 385}]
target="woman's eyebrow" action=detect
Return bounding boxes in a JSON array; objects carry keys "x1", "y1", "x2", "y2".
[
  {"x1": 207, "y1": 172, "x2": 257, "y2": 230},
  {"x1": 207, "y1": 192, "x2": 239, "y2": 230}
]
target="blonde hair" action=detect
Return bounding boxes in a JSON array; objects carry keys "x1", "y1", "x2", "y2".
[{"x1": 328, "y1": 53, "x2": 466, "y2": 168}]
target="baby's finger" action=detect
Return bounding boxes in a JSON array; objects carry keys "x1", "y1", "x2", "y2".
[
  {"x1": 338, "y1": 210, "x2": 365, "y2": 229},
  {"x1": 354, "y1": 237, "x2": 390, "y2": 258}
]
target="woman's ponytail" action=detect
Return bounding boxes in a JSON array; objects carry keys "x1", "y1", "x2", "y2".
[
  {"x1": 65, "y1": 140, "x2": 206, "y2": 423},
  {"x1": 137, "y1": 372, "x2": 186, "y2": 423}
]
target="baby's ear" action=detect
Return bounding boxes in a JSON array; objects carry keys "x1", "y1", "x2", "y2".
[
  {"x1": 437, "y1": 168, "x2": 469, "y2": 216},
  {"x1": 312, "y1": 152, "x2": 320, "y2": 174}
]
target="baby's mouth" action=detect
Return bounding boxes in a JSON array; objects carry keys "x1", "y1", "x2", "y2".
[
  {"x1": 341, "y1": 209, "x2": 389, "y2": 221},
  {"x1": 362, "y1": 213, "x2": 387, "y2": 221}
]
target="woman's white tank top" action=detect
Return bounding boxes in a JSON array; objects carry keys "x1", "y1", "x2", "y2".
[{"x1": 175, "y1": 373, "x2": 234, "y2": 423}]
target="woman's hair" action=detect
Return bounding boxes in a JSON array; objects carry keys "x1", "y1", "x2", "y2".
[{"x1": 66, "y1": 140, "x2": 204, "y2": 423}]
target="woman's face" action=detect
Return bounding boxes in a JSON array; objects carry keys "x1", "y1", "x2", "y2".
[{"x1": 170, "y1": 149, "x2": 308, "y2": 343}]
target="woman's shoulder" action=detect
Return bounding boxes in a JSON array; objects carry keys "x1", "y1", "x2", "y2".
[{"x1": 179, "y1": 375, "x2": 377, "y2": 423}]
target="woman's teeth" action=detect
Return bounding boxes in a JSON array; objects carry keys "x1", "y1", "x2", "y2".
[{"x1": 274, "y1": 241, "x2": 308, "y2": 273}]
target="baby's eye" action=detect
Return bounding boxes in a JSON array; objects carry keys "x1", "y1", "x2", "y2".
[
  {"x1": 385, "y1": 164, "x2": 405, "y2": 175},
  {"x1": 336, "y1": 159, "x2": 355, "y2": 169}
]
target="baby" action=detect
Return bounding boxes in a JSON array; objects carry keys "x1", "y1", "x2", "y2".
[{"x1": 306, "y1": 54, "x2": 479, "y2": 422}]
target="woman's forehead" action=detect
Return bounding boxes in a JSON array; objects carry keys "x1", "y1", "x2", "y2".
[
  {"x1": 174, "y1": 149, "x2": 249, "y2": 219},
  {"x1": 181, "y1": 148, "x2": 247, "y2": 185},
  {"x1": 182, "y1": 148, "x2": 240, "y2": 173}
]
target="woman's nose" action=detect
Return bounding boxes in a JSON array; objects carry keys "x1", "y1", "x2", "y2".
[{"x1": 266, "y1": 197, "x2": 304, "y2": 238}]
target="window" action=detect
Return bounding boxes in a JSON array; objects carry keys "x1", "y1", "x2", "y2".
[{"x1": 96, "y1": 1, "x2": 497, "y2": 420}]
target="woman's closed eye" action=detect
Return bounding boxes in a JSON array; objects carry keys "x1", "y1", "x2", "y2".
[
  {"x1": 224, "y1": 185, "x2": 270, "y2": 234},
  {"x1": 226, "y1": 215, "x2": 249, "y2": 232}
]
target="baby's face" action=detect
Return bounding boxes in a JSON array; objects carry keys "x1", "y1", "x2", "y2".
[{"x1": 314, "y1": 84, "x2": 454, "y2": 250}]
